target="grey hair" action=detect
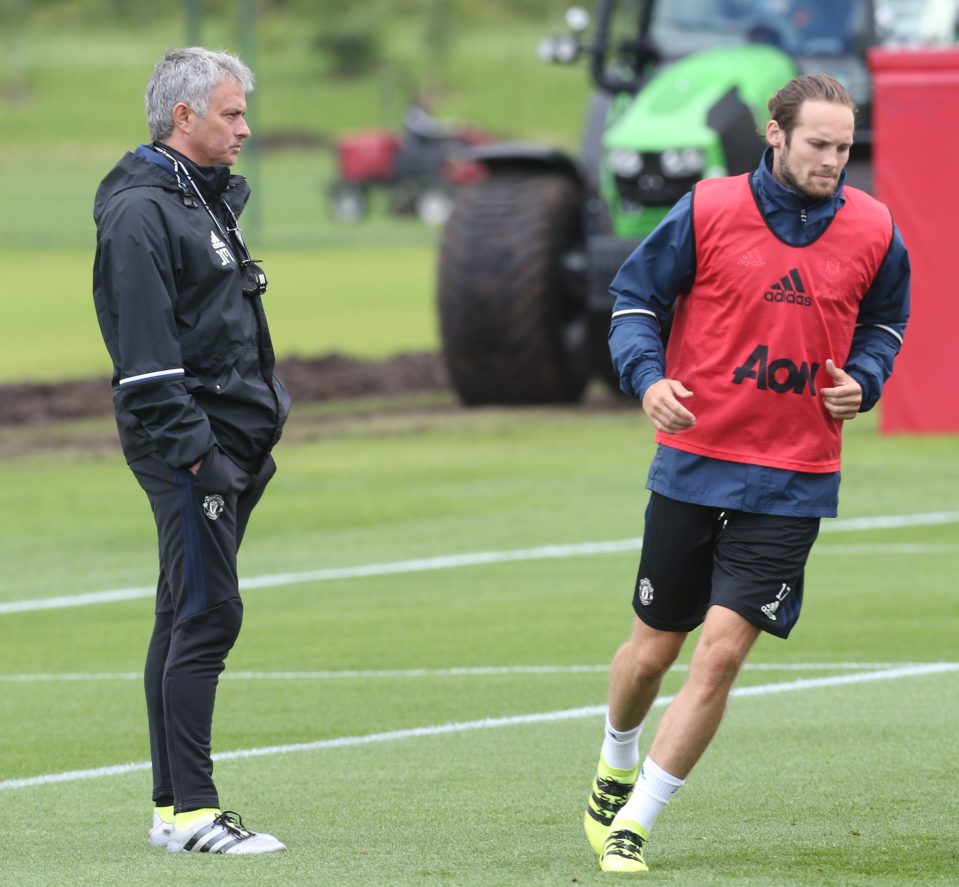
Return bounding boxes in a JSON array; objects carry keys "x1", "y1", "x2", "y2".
[{"x1": 145, "y1": 47, "x2": 254, "y2": 142}]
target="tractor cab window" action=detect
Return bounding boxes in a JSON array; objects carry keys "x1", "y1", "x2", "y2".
[
  {"x1": 647, "y1": 0, "x2": 872, "y2": 58},
  {"x1": 599, "y1": 0, "x2": 655, "y2": 84}
]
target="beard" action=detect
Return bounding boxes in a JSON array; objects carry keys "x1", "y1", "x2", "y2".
[{"x1": 776, "y1": 145, "x2": 839, "y2": 200}]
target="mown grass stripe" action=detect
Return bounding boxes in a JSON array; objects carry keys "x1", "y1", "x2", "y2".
[
  {"x1": 1, "y1": 663, "x2": 956, "y2": 792},
  {"x1": 1, "y1": 509, "x2": 957, "y2": 615},
  {"x1": 0, "y1": 661, "x2": 955, "y2": 683}
]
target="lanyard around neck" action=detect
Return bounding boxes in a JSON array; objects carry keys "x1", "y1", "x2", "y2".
[{"x1": 152, "y1": 144, "x2": 252, "y2": 262}]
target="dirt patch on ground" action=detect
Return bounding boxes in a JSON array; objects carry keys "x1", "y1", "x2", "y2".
[{"x1": 0, "y1": 352, "x2": 451, "y2": 427}]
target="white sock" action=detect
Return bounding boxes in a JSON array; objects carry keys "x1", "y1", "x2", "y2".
[
  {"x1": 601, "y1": 713, "x2": 642, "y2": 772},
  {"x1": 617, "y1": 756, "x2": 684, "y2": 833}
]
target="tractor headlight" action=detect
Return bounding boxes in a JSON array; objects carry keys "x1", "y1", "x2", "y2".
[
  {"x1": 660, "y1": 148, "x2": 705, "y2": 177},
  {"x1": 537, "y1": 34, "x2": 580, "y2": 64},
  {"x1": 608, "y1": 148, "x2": 644, "y2": 178}
]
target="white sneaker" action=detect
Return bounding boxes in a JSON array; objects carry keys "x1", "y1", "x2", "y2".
[
  {"x1": 166, "y1": 810, "x2": 286, "y2": 855},
  {"x1": 148, "y1": 811, "x2": 174, "y2": 848}
]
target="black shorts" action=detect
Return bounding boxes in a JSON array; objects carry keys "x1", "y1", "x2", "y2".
[{"x1": 633, "y1": 493, "x2": 820, "y2": 639}]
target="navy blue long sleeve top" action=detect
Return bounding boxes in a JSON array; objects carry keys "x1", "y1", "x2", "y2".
[{"x1": 608, "y1": 148, "x2": 910, "y2": 517}]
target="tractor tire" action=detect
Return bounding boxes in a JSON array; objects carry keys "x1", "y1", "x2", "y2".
[{"x1": 438, "y1": 171, "x2": 591, "y2": 404}]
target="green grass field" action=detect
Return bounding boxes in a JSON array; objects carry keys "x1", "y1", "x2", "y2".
[
  {"x1": 4, "y1": 8, "x2": 959, "y2": 884},
  {"x1": 0, "y1": 399, "x2": 957, "y2": 886},
  {"x1": 5, "y1": 243, "x2": 438, "y2": 383}
]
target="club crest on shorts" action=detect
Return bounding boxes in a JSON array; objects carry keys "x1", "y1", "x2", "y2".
[
  {"x1": 202, "y1": 494, "x2": 225, "y2": 521},
  {"x1": 638, "y1": 577, "x2": 654, "y2": 606}
]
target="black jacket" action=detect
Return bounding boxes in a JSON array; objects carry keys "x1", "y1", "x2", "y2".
[{"x1": 93, "y1": 145, "x2": 291, "y2": 473}]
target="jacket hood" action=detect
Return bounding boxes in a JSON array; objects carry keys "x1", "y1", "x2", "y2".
[
  {"x1": 93, "y1": 151, "x2": 177, "y2": 222},
  {"x1": 93, "y1": 147, "x2": 250, "y2": 223}
]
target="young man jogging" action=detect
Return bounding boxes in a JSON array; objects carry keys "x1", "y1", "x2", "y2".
[{"x1": 584, "y1": 73, "x2": 910, "y2": 873}]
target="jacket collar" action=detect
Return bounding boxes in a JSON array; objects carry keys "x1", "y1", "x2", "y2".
[
  {"x1": 752, "y1": 146, "x2": 846, "y2": 224},
  {"x1": 135, "y1": 143, "x2": 232, "y2": 197}
]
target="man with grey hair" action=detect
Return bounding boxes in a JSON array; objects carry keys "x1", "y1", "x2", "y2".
[{"x1": 93, "y1": 48, "x2": 290, "y2": 855}]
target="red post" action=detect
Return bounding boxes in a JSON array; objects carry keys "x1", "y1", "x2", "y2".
[{"x1": 868, "y1": 49, "x2": 959, "y2": 433}]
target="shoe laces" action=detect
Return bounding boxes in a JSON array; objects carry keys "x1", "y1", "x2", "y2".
[
  {"x1": 213, "y1": 810, "x2": 253, "y2": 838},
  {"x1": 595, "y1": 775, "x2": 633, "y2": 802},
  {"x1": 606, "y1": 828, "x2": 647, "y2": 861}
]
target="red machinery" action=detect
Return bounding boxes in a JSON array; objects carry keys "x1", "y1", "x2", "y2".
[{"x1": 328, "y1": 114, "x2": 493, "y2": 225}]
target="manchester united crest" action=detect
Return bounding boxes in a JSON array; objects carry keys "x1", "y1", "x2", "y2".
[
  {"x1": 638, "y1": 577, "x2": 654, "y2": 606},
  {"x1": 202, "y1": 494, "x2": 225, "y2": 521}
]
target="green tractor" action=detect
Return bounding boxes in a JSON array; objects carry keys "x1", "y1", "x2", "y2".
[{"x1": 437, "y1": 0, "x2": 882, "y2": 404}]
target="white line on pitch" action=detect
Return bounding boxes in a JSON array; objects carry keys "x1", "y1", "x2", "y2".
[
  {"x1": 0, "y1": 661, "x2": 953, "y2": 683},
  {"x1": 1, "y1": 663, "x2": 956, "y2": 792},
  {"x1": 1, "y1": 509, "x2": 957, "y2": 615}
]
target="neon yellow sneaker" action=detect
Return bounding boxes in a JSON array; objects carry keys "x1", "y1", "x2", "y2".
[
  {"x1": 584, "y1": 756, "x2": 638, "y2": 855},
  {"x1": 600, "y1": 820, "x2": 650, "y2": 873}
]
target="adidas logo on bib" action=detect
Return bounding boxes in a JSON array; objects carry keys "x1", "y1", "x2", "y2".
[{"x1": 763, "y1": 268, "x2": 811, "y2": 307}]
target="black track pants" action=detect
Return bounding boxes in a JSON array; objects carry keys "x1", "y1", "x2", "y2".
[{"x1": 131, "y1": 446, "x2": 276, "y2": 812}]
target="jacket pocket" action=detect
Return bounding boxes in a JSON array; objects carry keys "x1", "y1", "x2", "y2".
[{"x1": 192, "y1": 445, "x2": 248, "y2": 495}]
